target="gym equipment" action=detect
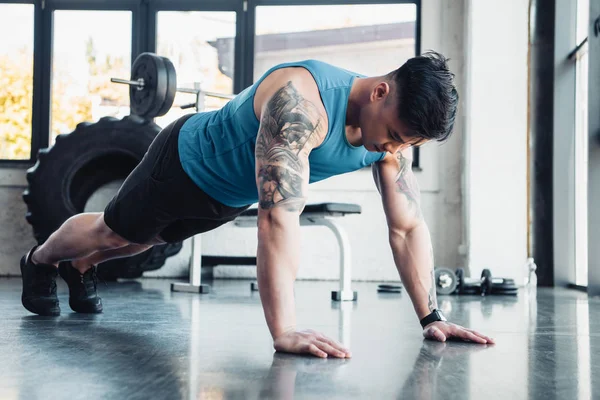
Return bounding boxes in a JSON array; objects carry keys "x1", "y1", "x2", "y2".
[
  {"x1": 434, "y1": 267, "x2": 458, "y2": 295},
  {"x1": 238, "y1": 203, "x2": 361, "y2": 301},
  {"x1": 111, "y1": 53, "x2": 177, "y2": 119},
  {"x1": 377, "y1": 284, "x2": 403, "y2": 293},
  {"x1": 23, "y1": 116, "x2": 183, "y2": 280},
  {"x1": 173, "y1": 203, "x2": 362, "y2": 301},
  {"x1": 178, "y1": 87, "x2": 235, "y2": 113},
  {"x1": 111, "y1": 52, "x2": 235, "y2": 119},
  {"x1": 434, "y1": 267, "x2": 518, "y2": 296}
]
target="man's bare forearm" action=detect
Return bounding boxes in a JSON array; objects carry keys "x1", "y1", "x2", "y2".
[
  {"x1": 389, "y1": 222, "x2": 437, "y2": 320},
  {"x1": 256, "y1": 215, "x2": 301, "y2": 340}
]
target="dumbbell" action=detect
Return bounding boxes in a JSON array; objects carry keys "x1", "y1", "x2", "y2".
[
  {"x1": 485, "y1": 270, "x2": 518, "y2": 296},
  {"x1": 434, "y1": 267, "x2": 459, "y2": 295},
  {"x1": 435, "y1": 268, "x2": 518, "y2": 296},
  {"x1": 458, "y1": 268, "x2": 518, "y2": 296}
]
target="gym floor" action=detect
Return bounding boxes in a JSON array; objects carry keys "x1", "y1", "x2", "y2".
[{"x1": 1, "y1": 278, "x2": 598, "y2": 400}]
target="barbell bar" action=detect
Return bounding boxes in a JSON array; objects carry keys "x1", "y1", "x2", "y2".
[
  {"x1": 111, "y1": 78, "x2": 236, "y2": 100},
  {"x1": 111, "y1": 52, "x2": 235, "y2": 119},
  {"x1": 110, "y1": 78, "x2": 145, "y2": 90},
  {"x1": 176, "y1": 87, "x2": 236, "y2": 100}
]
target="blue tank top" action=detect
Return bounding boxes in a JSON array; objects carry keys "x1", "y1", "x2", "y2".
[{"x1": 178, "y1": 60, "x2": 386, "y2": 207}]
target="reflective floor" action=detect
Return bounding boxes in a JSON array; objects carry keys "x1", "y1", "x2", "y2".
[{"x1": 0, "y1": 277, "x2": 598, "y2": 400}]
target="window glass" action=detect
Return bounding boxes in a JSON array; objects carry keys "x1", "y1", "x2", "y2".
[
  {"x1": 254, "y1": 4, "x2": 417, "y2": 80},
  {"x1": 0, "y1": 4, "x2": 35, "y2": 160},
  {"x1": 51, "y1": 10, "x2": 131, "y2": 142},
  {"x1": 155, "y1": 11, "x2": 236, "y2": 127}
]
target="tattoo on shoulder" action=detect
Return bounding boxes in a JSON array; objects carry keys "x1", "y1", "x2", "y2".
[
  {"x1": 256, "y1": 82, "x2": 324, "y2": 212},
  {"x1": 394, "y1": 152, "x2": 422, "y2": 220}
]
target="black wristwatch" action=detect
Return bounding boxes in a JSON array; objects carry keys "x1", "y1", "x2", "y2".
[{"x1": 420, "y1": 309, "x2": 447, "y2": 328}]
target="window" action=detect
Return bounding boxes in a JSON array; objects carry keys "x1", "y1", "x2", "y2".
[
  {"x1": 0, "y1": 3, "x2": 35, "y2": 160},
  {"x1": 155, "y1": 11, "x2": 236, "y2": 127},
  {"x1": 51, "y1": 10, "x2": 132, "y2": 142},
  {"x1": 254, "y1": 4, "x2": 417, "y2": 79}
]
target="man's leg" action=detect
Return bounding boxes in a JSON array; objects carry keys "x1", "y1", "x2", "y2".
[
  {"x1": 70, "y1": 243, "x2": 155, "y2": 274},
  {"x1": 31, "y1": 212, "x2": 131, "y2": 267}
]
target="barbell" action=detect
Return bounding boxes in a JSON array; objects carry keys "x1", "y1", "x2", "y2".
[{"x1": 111, "y1": 52, "x2": 235, "y2": 119}]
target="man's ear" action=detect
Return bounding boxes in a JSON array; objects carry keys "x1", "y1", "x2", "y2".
[{"x1": 372, "y1": 81, "x2": 391, "y2": 101}]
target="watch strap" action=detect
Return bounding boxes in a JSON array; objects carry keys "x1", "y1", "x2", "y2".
[{"x1": 420, "y1": 309, "x2": 446, "y2": 328}]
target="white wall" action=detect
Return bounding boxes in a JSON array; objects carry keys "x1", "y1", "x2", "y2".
[
  {"x1": 465, "y1": 1, "x2": 530, "y2": 398},
  {"x1": 465, "y1": 0, "x2": 529, "y2": 282}
]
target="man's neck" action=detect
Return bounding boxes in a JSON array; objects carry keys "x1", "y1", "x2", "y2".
[
  {"x1": 345, "y1": 77, "x2": 378, "y2": 146},
  {"x1": 346, "y1": 77, "x2": 366, "y2": 128}
]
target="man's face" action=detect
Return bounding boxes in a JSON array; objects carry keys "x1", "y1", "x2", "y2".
[{"x1": 359, "y1": 82, "x2": 428, "y2": 153}]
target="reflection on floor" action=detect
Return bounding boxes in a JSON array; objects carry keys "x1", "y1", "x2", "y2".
[{"x1": 0, "y1": 277, "x2": 598, "y2": 400}]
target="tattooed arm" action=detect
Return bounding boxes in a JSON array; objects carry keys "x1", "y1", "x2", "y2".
[
  {"x1": 372, "y1": 149, "x2": 437, "y2": 320},
  {"x1": 255, "y1": 80, "x2": 351, "y2": 358},
  {"x1": 373, "y1": 150, "x2": 494, "y2": 344}
]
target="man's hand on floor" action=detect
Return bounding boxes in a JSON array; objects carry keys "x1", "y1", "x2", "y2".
[
  {"x1": 274, "y1": 329, "x2": 352, "y2": 358},
  {"x1": 423, "y1": 321, "x2": 495, "y2": 344}
]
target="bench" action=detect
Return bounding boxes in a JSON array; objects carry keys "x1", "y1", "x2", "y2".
[{"x1": 171, "y1": 202, "x2": 361, "y2": 301}]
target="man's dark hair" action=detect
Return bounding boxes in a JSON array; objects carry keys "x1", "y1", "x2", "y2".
[{"x1": 387, "y1": 51, "x2": 458, "y2": 142}]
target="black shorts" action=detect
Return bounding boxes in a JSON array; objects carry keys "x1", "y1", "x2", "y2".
[{"x1": 103, "y1": 113, "x2": 251, "y2": 244}]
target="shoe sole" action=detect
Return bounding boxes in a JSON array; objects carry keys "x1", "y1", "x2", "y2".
[
  {"x1": 69, "y1": 300, "x2": 103, "y2": 314},
  {"x1": 21, "y1": 296, "x2": 61, "y2": 316}
]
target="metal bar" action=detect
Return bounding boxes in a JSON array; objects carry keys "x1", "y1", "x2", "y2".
[
  {"x1": 170, "y1": 234, "x2": 210, "y2": 294},
  {"x1": 176, "y1": 87, "x2": 236, "y2": 99},
  {"x1": 318, "y1": 218, "x2": 355, "y2": 301},
  {"x1": 190, "y1": 234, "x2": 202, "y2": 287},
  {"x1": 176, "y1": 87, "x2": 200, "y2": 94},
  {"x1": 204, "y1": 91, "x2": 236, "y2": 100},
  {"x1": 111, "y1": 77, "x2": 144, "y2": 87},
  {"x1": 567, "y1": 37, "x2": 588, "y2": 60}
]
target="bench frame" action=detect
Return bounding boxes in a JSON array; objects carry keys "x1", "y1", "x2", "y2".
[{"x1": 171, "y1": 205, "x2": 359, "y2": 302}]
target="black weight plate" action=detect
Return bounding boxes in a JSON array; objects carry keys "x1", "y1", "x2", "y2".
[
  {"x1": 378, "y1": 288, "x2": 402, "y2": 293},
  {"x1": 378, "y1": 284, "x2": 403, "y2": 290},
  {"x1": 491, "y1": 278, "x2": 515, "y2": 286},
  {"x1": 481, "y1": 269, "x2": 493, "y2": 295},
  {"x1": 493, "y1": 289, "x2": 518, "y2": 296},
  {"x1": 494, "y1": 288, "x2": 519, "y2": 293},
  {"x1": 455, "y1": 268, "x2": 465, "y2": 292},
  {"x1": 435, "y1": 267, "x2": 458, "y2": 295},
  {"x1": 378, "y1": 284, "x2": 402, "y2": 293},
  {"x1": 156, "y1": 56, "x2": 177, "y2": 117},
  {"x1": 455, "y1": 268, "x2": 464, "y2": 285},
  {"x1": 493, "y1": 283, "x2": 518, "y2": 289},
  {"x1": 130, "y1": 53, "x2": 168, "y2": 119}
]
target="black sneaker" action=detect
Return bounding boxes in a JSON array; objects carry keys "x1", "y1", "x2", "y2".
[
  {"x1": 20, "y1": 246, "x2": 60, "y2": 316},
  {"x1": 58, "y1": 261, "x2": 103, "y2": 314}
]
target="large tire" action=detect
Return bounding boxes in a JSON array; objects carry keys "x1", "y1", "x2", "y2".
[{"x1": 23, "y1": 115, "x2": 183, "y2": 280}]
